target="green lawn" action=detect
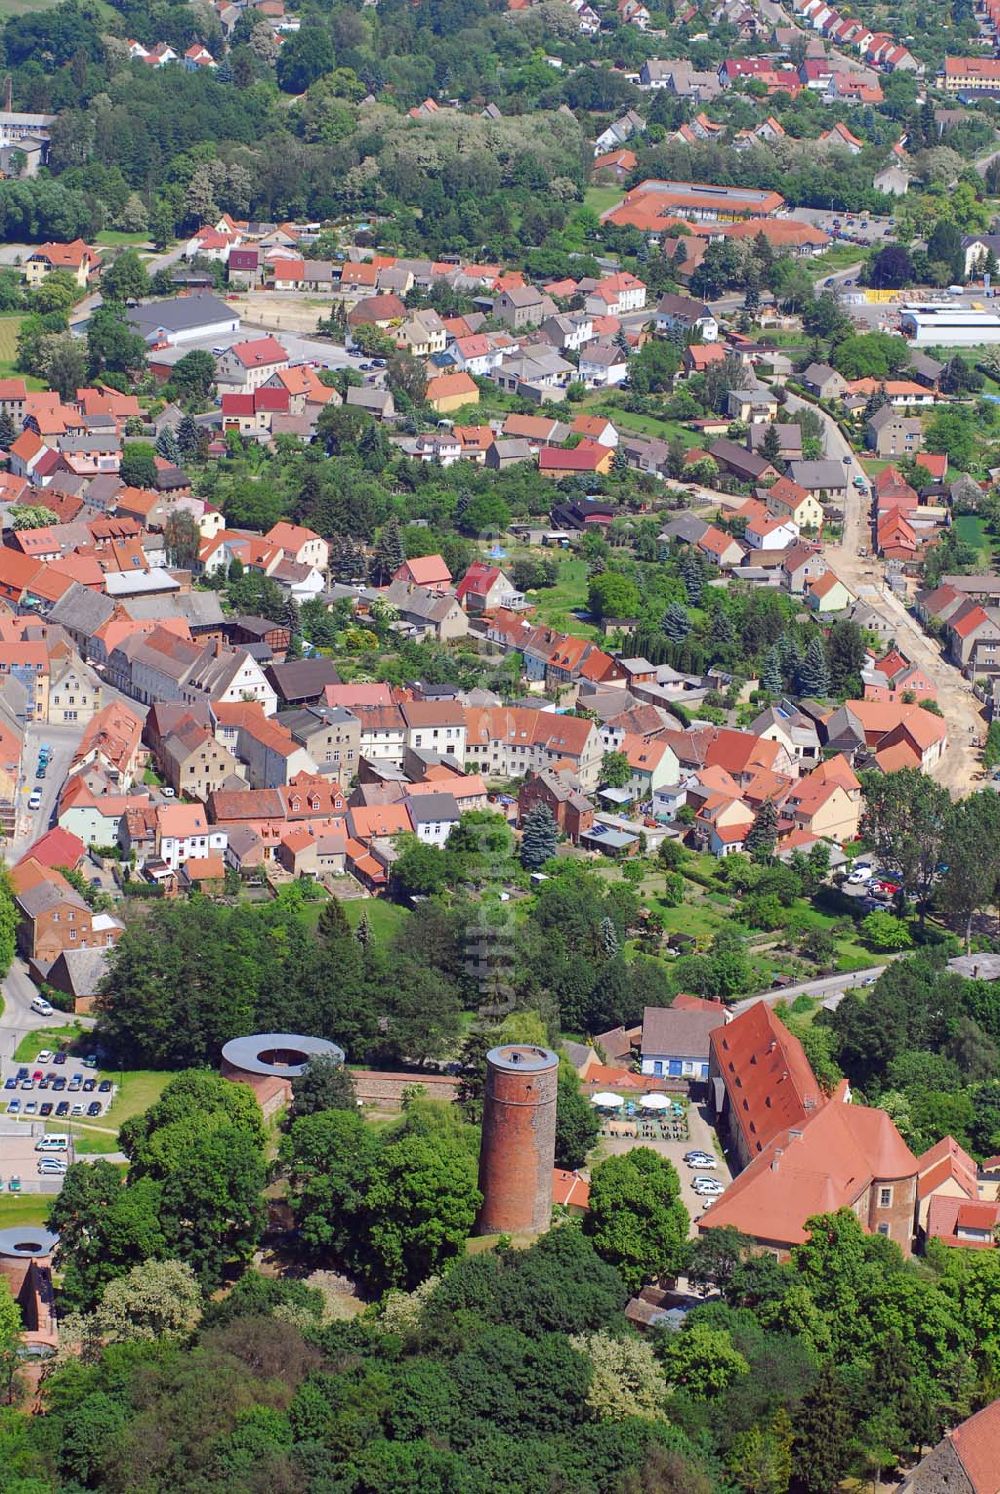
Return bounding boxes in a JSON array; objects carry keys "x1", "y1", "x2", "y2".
[
  {"x1": 954, "y1": 514, "x2": 994, "y2": 567},
  {"x1": 0, "y1": 314, "x2": 22, "y2": 379},
  {"x1": 599, "y1": 406, "x2": 702, "y2": 446},
  {"x1": 96, "y1": 231, "x2": 151, "y2": 248},
  {"x1": 0, "y1": 1193, "x2": 49, "y2": 1227},
  {"x1": 101, "y1": 1070, "x2": 172, "y2": 1130},
  {"x1": 13, "y1": 1026, "x2": 80, "y2": 1063},
  {"x1": 524, "y1": 556, "x2": 597, "y2": 637},
  {"x1": 584, "y1": 186, "x2": 624, "y2": 218},
  {"x1": 807, "y1": 244, "x2": 864, "y2": 280},
  {"x1": 342, "y1": 898, "x2": 410, "y2": 940}
]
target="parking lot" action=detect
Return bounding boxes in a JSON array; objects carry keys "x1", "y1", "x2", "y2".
[
  {"x1": 599, "y1": 1101, "x2": 733, "y2": 1232},
  {"x1": 2, "y1": 1048, "x2": 116, "y2": 1132},
  {"x1": 0, "y1": 1124, "x2": 75, "y2": 1195}
]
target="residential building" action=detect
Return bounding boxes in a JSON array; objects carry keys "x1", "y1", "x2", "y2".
[
  {"x1": 640, "y1": 1000, "x2": 727, "y2": 1081},
  {"x1": 465, "y1": 706, "x2": 604, "y2": 790},
  {"x1": 156, "y1": 802, "x2": 228, "y2": 869},
  {"x1": 899, "y1": 1397, "x2": 1000, "y2": 1492},
  {"x1": 24, "y1": 240, "x2": 100, "y2": 289},
  {"x1": 518, "y1": 768, "x2": 594, "y2": 842},
  {"x1": 215, "y1": 336, "x2": 289, "y2": 393},
  {"x1": 455, "y1": 562, "x2": 524, "y2": 615},
  {"x1": 276, "y1": 704, "x2": 360, "y2": 778},
  {"x1": 654, "y1": 294, "x2": 719, "y2": 340}
]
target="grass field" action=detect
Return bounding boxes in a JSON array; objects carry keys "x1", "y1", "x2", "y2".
[
  {"x1": 95, "y1": 231, "x2": 151, "y2": 248},
  {"x1": 808, "y1": 244, "x2": 864, "y2": 280},
  {"x1": 599, "y1": 406, "x2": 702, "y2": 446},
  {"x1": 584, "y1": 186, "x2": 624, "y2": 218},
  {"x1": 524, "y1": 556, "x2": 598, "y2": 637},
  {"x1": 342, "y1": 898, "x2": 410, "y2": 941},
  {"x1": 954, "y1": 514, "x2": 995, "y2": 567},
  {"x1": 101, "y1": 1070, "x2": 172, "y2": 1129},
  {"x1": 0, "y1": 314, "x2": 23, "y2": 379},
  {"x1": 0, "y1": 1193, "x2": 49, "y2": 1227}
]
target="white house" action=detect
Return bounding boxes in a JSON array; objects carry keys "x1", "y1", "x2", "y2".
[
  {"x1": 406, "y1": 792, "x2": 461, "y2": 846},
  {"x1": 156, "y1": 803, "x2": 228, "y2": 869}
]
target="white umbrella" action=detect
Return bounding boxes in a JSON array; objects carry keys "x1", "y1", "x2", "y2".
[
  {"x1": 640, "y1": 1093, "x2": 670, "y2": 1110},
  {"x1": 590, "y1": 1091, "x2": 625, "y2": 1108}
]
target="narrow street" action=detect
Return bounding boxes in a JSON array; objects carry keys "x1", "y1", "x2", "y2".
[{"x1": 781, "y1": 389, "x2": 986, "y2": 794}]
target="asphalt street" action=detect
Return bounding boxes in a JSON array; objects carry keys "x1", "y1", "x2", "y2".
[{"x1": 731, "y1": 965, "x2": 885, "y2": 1017}]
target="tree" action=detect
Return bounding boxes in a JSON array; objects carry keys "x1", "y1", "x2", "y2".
[
  {"x1": 859, "y1": 769, "x2": 951, "y2": 930},
  {"x1": 370, "y1": 517, "x2": 404, "y2": 585},
  {"x1": 386, "y1": 349, "x2": 427, "y2": 407},
  {"x1": 792, "y1": 1364, "x2": 855, "y2": 1494},
  {"x1": 87, "y1": 303, "x2": 148, "y2": 378},
  {"x1": 281, "y1": 1108, "x2": 381, "y2": 1266},
  {"x1": 687, "y1": 1225, "x2": 753, "y2": 1292},
  {"x1": 826, "y1": 619, "x2": 866, "y2": 695},
  {"x1": 760, "y1": 422, "x2": 782, "y2": 466},
  {"x1": 8, "y1": 504, "x2": 58, "y2": 529},
  {"x1": 796, "y1": 636, "x2": 829, "y2": 697},
  {"x1": 629, "y1": 339, "x2": 680, "y2": 394},
  {"x1": 520, "y1": 801, "x2": 558, "y2": 870},
  {"x1": 102, "y1": 248, "x2": 150, "y2": 303},
  {"x1": 657, "y1": 1321, "x2": 749, "y2": 1398},
  {"x1": 940, "y1": 791, "x2": 1000, "y2": 950},
  {"x1": 365, "y1": 1131, "x2": 481, "y2": 1290},
  {"x1": 47, "y1": 1161, "x2": 167, "y2": 1311},
  {"x1": 927, "y1": 220, "x2": 966, "y2": 284},
  {"x1": 162, "y1": 508, "x2": 200, "y2": 568},
  {"x1": 746, "y1": 799, "x2": 778, "y2": 863},
  {"x1": 861, "y1": 909, "x2": 913, "y2": 951},
  {"x1": 869, "y1": 244, "x2": 915, "y2": 290},
  {"x1": 391, "y1": 836, "x2": 451, "y2": 898},
  {"x1": 570, "y1": 1329, "x2": 670, "y2": 1422},
  {"x1": 291, "y1": 1053, "x2": 356, "y2": 1117},
  {"x1": 555, "y1": 1062, "x2": 599, "y2": 1170},
  {"x1": 176, "y1": 411, "x2": 201, "y2": 457},
  {"x1": 585, "y1": 1149, "x2": 689, "y2": 1291},
  {"x1": 155, "y1": 425, "x2": 181, "y2": 464},
  {"x1": 0, "y1": 411, "x2": 15, "y2": 448},
  {"x1": 36, "y1": 331, "x2": 87, "y2": 399},
  {"x1": 170, "y1": 348, "x2": 217, "y2": 403},
  {"x1": 589, "y1": 571, "x2": 640, "y2": 621},
  {"x1": 984, "y1": 719, "x2": 1000, "y2": 770},
  {"x1": 120, "y1": 441, "x2": 158, "y2": 488},
  {"x1": 661, "y1": 601, "x2": 691, "y2": 644},
  {"x1": 276, "y1": 25, "x2": 335, "y2": 92},
  {"x1": 90, "y1": 1258, "x2": 202, "y2": 1344},
  {"x1": 601, "y1": 751, "x2": 632, "y2": 789}
]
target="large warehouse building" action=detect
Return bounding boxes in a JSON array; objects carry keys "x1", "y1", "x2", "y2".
[{"x1": 899, "y1": 304, "x2": 1000, "y2": 347}]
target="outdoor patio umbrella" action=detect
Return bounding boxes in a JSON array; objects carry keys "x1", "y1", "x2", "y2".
[
  {"x1": 639, "y1": 1093, "x2": 670, "y2": 1109},
  {"x1": 590, "y1": 1092, "x2": 625, "y2": 1107}
]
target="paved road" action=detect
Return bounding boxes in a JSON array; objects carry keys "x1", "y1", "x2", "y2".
[
  {"x1": 732, "y1": 965, "x2": 885, "y2": 1016},
  {"x1": 7, "y1": 721, "x2": 85, "y2": 861},
  {"x1": 0, "y1": 959, "x2": 55, "y2": 1062}
]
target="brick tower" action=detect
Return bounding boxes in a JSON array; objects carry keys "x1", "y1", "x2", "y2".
[{"x1": 476, "y1": 1043, "x2": 560, "y2": 1236}]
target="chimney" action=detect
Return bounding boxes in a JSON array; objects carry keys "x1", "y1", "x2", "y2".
[
  {"x1": 214, "y1": 637, "x2": 223, "y2": 657},
  {"x1": 771, "y1": 1149, "x2": 782, "y2": 1172}
]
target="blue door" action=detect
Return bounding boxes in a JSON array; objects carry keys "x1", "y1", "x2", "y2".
[{"x1": 668, "y1": 1059, "x2": 682, "y2": 1077}]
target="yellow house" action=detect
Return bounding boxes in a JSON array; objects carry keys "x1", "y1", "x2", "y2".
[
  {"x1": 764, "y1": 478, "x2": 824, "y2": 531},
  {"x1": 788, "y1": 782, "x2": 860, "y2": 845},
  {"x1": 805, "y1": 570, "x2": 856, "y2": 614},
  {"x1": 47, "y1": 657, "x2": 102, "y2": 726},
  {"x1": 425, "y1": 371, "x2": 480, "y2": 414},
  {"x1": 24, "y1": 239, "x2": 101, "y2": 289}
]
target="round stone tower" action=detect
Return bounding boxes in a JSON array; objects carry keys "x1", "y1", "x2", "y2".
[{"x1": 476, "y1": 1043, "x2": 560, "y2": 1237}]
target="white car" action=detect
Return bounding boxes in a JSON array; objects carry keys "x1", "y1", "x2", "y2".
[
  {"x1": 27, "y1": 792, "x2": 41, "y2": 810},
  {"x1": 693, "y1": 1178, "x2": 725, "y2": 1196},
  {"x1": 35, "y1": 1051, "x2": 53, "y2": 1065},
  {"x1": 685, "y1": 1154, "x2": 717, "y2": 1169}
]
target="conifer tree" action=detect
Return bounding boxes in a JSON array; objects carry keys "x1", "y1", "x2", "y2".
[
  {"x1": 520, "y1": 802, "x2": 558, "y2": 870},
  {"x1": 797, "y1": 635, "x2": 830, "y2": 697},
  {"x1": 746, "y1": 799, "x2": 778, "y2": 863},
  {"x1": 661, "y1": 601, "x2": 691, "y2": 643}
]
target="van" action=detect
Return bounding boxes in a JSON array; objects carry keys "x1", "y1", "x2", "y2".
[
  {"x1": 35, "y1": 1135, "x2": 68, "y2": 1152},
  {"x1": 30, "y1": 996, "x2": 53, "y2": 1016}
]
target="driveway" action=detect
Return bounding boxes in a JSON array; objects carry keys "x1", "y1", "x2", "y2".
[{"x1": 598, "y1": 1101, "x2": 731, "y2": 1234}]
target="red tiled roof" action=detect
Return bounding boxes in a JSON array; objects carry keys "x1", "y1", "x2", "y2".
[{"x1": 710, "y1": 1004, "x2": 821, "y2": 1159}]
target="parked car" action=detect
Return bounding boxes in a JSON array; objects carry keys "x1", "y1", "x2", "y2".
[
  {"x1": 98, "y1": 1080, "x2": 112, "y2": 1093},
  {"x1": 35, "y1": 1050, "x2": 53, "y2": 1065},
  {"x1": 52, "y1": 1078, "x2": 66, "y2": 1091},
  {"x1": 693, "y1": 1177, "x2": 726, "y2": 1196},
  {"x1": 685, "y1": 1154, "x2": 718, "y2": 1169},
  {"x1": 55, "y1": 1102, "x2": 69, "y2": 1117},
  {"x1": 30, "y1": 997, "x2": 53, "y2": 1017},
  {"x1": 82, "y1": 1079, "x2": 96, "y2": 1092},
  {"x1": 27, "y1": 792, "x2": 41, "y2": 811},
  {"x1": 52, "y1": 1050, "x2": 66, "y2": 1064},
  {"x1": 3, "y1": 1079, "x2": 15, "y2": 1092},
  {"x1": 23, "y1": 1102, "x2": 36, "y2": 1115},
  {"x1": 31, "y1": 1070, "x2": 43, "y2": 1083},
  {"x1": 86, "y1": 1101, "x2": 101, "y2": 1117},
  {"x1": 7, "y1": 1100, "x2": 20, "y2": 1115},
  {"x1": 70, "y1": 1103, "x2": 84, "y2": 1116},
  {"x1": 39, "y1": 1103, "x2": 52, "y2": 1117}
]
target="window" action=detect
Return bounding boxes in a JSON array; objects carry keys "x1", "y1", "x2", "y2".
[
  {"x1": 876, "y1": 1223, "x2": 889, "y2": 1237},
  {"x1": 879, "y1": 1187, "x2": 892, "y2": 1208}
]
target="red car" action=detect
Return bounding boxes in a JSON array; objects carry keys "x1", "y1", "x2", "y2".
[
  {"x1": 873, "y1": 880, "x2": 900, "y2": 897},
  {"x1": 31, "y1": 1070, "x2": 43, "y2": 1083}
]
